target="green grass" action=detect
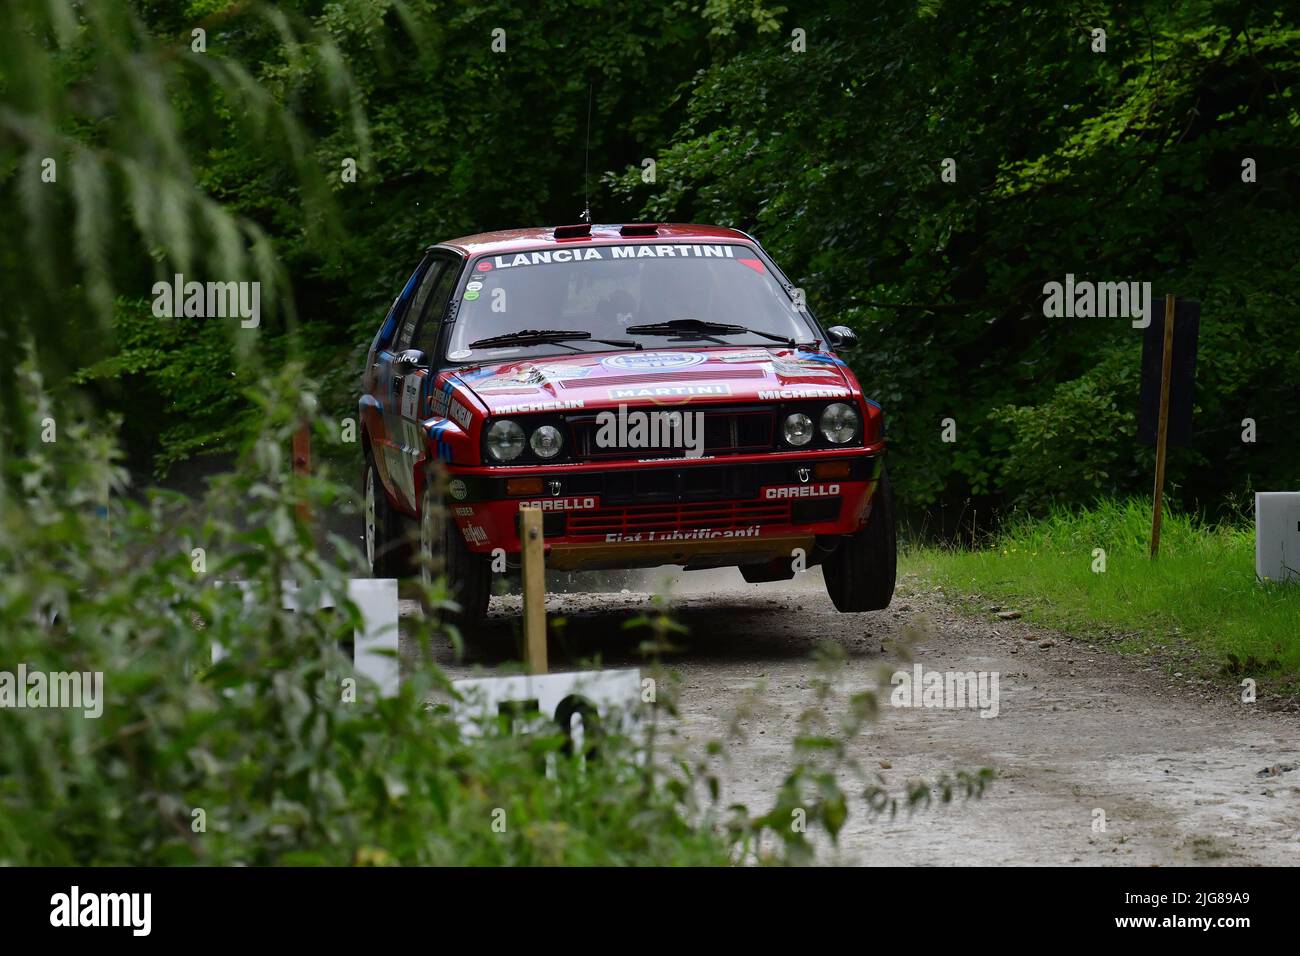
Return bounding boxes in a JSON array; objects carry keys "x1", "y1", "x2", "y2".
[{"x1": 903, "y1": 499, "x2": 1300, "y2": 700}]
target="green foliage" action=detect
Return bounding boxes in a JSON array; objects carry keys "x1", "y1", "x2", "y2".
[
  {"x1": 0, "y1": 2, "x2": 1001, "y2": 866},
  {"x1": 0, "y1": 365, "x2": 739, "y2": 864},
  {"x1": 614, "y1": 0, "x2": 1300, "y2": 516},
  {"x1": 8, "y1": 1, "x2": 1294, "y2": 515}
]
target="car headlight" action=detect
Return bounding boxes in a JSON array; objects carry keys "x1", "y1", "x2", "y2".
[
  {"x1": 820, "y1": 403, "x2": 858, "y2": 444},
  {"x1": 783, "y1": 412, "x2": 814, "y2": 447},
  {"x1": 530, "y1": 424, "x2": 564, "y2": 459},
  {"x1": 486, "y1": 419, "x2": 526, "y2": 461}
]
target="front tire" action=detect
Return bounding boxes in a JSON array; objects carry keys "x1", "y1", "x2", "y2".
[
  {"x1": 823, "y1": 470, "x2": 896, "y2": 612},
  {"x1": 418, "y1": 481, "x2": 491, "y2": 636}
]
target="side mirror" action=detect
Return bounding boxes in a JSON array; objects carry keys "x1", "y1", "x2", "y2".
[
  {"x1": 827, "y1": 326, "x2": 858, "y2": 349},
  {"x1": 395, "y1": 349, "x2": 425, "y2": 373}
]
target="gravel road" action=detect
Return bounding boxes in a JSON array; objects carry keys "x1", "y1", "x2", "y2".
[{"x1": 403, "y1": 567, "x2": 1300, "y2": 866}]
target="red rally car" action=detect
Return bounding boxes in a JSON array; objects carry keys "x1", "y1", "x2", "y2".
[{"x1": 360, "y1": 223, "x2": 895, "y2": 636}]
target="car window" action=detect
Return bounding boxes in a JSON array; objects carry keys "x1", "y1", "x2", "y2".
[
  {"x1": 395, "y1": 258, "x2": 445, "y2": 352},
  {"x1": 412, "y1": 258, "x2": 458, "y2": 356},
  {"x1": 444, "y1": 243, "x2": 815, "y2": 361}
]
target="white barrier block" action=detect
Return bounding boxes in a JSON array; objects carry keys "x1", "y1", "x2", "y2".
[
  {"x1": 211, "y1": 579, "x2": 400, "y2": 696},
  {"x1": 346, "y1": 578, "x2": 400, "y2": 697},
  {"x1": 1256, "y1": 492, "x2": 1300, "y2": 584}
]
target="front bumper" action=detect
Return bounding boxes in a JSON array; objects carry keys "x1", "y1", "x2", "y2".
[{"x1": 438, "y1": 445, "x2": 884, "y2": 571}]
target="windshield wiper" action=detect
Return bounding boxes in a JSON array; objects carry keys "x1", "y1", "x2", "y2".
[
  {"x1": 624, "y1": 318, "x2": 806, "y2": 348},
  {"x1": 467, "y1": 328, "x2": 641, "y2": 350}
]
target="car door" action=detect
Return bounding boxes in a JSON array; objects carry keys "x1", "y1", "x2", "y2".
[
  {"x1": 389, "y1": 253, "x2": 460, "y2": 511},
  {"x1": 368, "y1": 259, "x2": 428, "y2": 499}
]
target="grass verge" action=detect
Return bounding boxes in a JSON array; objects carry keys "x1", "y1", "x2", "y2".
[{"x1": 902, "y1": 499, "x2": 1300, "y2": 703}]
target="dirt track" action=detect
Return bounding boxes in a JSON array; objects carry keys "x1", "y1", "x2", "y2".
[{"x1": 403, "y1": 568, "x2": 1300, "y2": 866}]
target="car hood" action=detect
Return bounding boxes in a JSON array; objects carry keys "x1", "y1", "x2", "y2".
[{"x1": 452, "y1": 346, "x2": 857, "y2": 414}]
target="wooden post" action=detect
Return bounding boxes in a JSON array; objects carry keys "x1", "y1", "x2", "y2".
[
  {"x1": 1150, "y1": 294, "x2": 1176, "y2": 558},
  {"x1": 292, "y1": 423, "x2": 312, "y2": 526},
  {"x1": 519, "y1": 506, "x2": 548, "y2": 674}
]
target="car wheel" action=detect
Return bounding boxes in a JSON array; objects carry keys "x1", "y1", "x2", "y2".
[
  {"x1": 418, "y1": 481, "x2": 491, "y2": 636},
  {"x1": 823, "y1": 470, "x2": 896, "y2": 612},
  {"x1": 364, "y1": 456, "x2": 410, "y2": 578}
]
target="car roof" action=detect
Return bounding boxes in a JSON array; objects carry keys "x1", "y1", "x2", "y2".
[{"x1": 433, "y1": 223, "x2": 755, "y2": 258}]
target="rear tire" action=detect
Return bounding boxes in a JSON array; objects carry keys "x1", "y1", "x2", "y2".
[
  {"x1": 823, "y1": 470, "x2": 896, "y2": 612},
  {"x1": 364, "y1": 456, "x2": 410, "y2": 578},
  {"x1": 418, "y1": 482, "x2": 491, "y2": 638}
]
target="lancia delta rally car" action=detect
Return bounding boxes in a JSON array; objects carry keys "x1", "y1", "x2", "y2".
[{"x1": 360, "y1": 223, "x2": 895, "y2": 636}]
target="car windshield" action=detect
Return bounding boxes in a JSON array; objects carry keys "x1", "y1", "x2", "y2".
[{"x1": 444, "y1": 242, "x2": 815, "y2": 361}]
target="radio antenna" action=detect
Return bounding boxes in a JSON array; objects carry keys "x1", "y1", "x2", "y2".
[{"x1": 580, "y1": 82, "x2": 593, "y2": 224}]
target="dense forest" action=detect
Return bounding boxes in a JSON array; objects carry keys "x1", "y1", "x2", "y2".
[{"x1": 4, "y1": 0, "x2": 1297, "y2": 522}]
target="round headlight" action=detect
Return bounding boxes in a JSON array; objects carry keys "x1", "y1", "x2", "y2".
[
  {"x1": 783, "y1": 412, "x2": 814, "y2": 446},
  {"x1": 820, "y1": 403, "x2": 859, "y2": 444},
  {"x1": 486, "y1": 419, "x2": 525, "y2": 461},
  {"x1": 530, "y1": 424, "x2": 564, "y2": 459}
]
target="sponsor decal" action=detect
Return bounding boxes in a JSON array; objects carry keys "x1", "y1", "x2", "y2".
[
  {"x1": 771, "y1": 358, "x2": 842, "y2": 378},
  {"x1": 448, "y1": 479, "x2": 468, "y2": 500},
  {"x1": 609, "y1": 383, "x2": 730, "y2": 401},
  {"x1": 486, "y1": 244, "x2": 739, "y2": 271},
  {"x1": 449, "y1": 400, "x2": 474, "y2": 430},
  {"x1": 716, "y1": 349, "x2": 775, "y2": 363},
  {"x1": 466, "y1": 281, "x2": 484, "y2": 292},
  {"x1": 401, "y1": 420, "x2": 425, "y2": 451},
  {"x1": 538, "y1": 363, "x2": 594, "y2": 381},
  {"x1": 639, "y1": 454, "x2": 714, "y2": 462},
  {"x1": 758, "y1": 387, "x2": 851, "y2": 400},
  {"x1": 463, "y1": 291, "x2": 480, "y2": 301},
  {"x1": 400, "y1": 375, "x2": 421, "y2": 419},
  {"x1": 763, "y1": 483, "x2": 841, "y2": 499},
  {"x1": 518, "y1": 496, "x2": 598, "y2": 512},
  {"x1": 494, "y1": 399, "x2": 585, "y2": 414},
  {"x1": 601, "y1": 351, "x2": 705, "y2": 371},
  {"x1": 431, "y1": 380, "x2": 452, "y2": 418},
  {"x1": 461, "y1": 524, "x2": 489, "y2": 546},
  {"x1": 449, "y1": 349, "x2": 472, "y2": 360},
  {"x1": 604, "y1": 525, "x2": 760, "y2": 542},
  {"x1": 452, "y1": 505, "x2": 476, "y2": 517}
]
